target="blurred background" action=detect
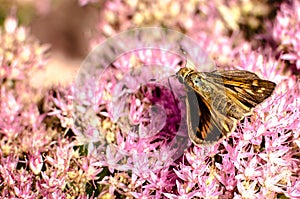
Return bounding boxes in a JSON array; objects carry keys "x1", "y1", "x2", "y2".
[
  {"x1": 0, "y1": 0, "x2": 99, "y2": 86},
  {"x1": 0, "y1": 0, "x2": 286, "y2": 87}
]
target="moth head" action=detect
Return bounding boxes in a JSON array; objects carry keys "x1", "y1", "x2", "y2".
[
  {"x1": 176, "y1": 67, "x2": 191, "y2": 84},
  {"x1": 177, "y1": 73, "x2": 185, "y2": 84}
]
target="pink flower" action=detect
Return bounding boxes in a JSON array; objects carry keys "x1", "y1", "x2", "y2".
[
  {"x1": 0, "y1": 16, "x2": 49, "y2": 84},
  {"x1": 273, "y1": 1, "x2": 300, "y2": 71},
  {"x1": 236, "y1": 180, "x2": 260, "y2": 199},
  {"x1": 38, "y1": 171, "x2": 66, "y2": 196},
  {"x1": 28, "y1": 151, "x2": 44, "y2": 175},
  {"x1": 285, "y1": 178, "x2": 300, "y2": 198}
]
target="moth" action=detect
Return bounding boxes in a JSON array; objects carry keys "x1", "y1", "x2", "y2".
[{"x1": 176, "y1": 66, "x2": 276, "y2": 146}]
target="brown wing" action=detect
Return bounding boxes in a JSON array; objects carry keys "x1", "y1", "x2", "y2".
[
  {"x1": 206, "y1": 70, "x2": 276, "y2": 117},
  {"x1": 186, "y1": 88, "x2": 236, "y2": 145}
]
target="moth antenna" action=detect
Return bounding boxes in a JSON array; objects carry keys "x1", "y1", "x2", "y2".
[
  {"x1": 178, "y1": 46, "x2": 188, "y2": 68},
  {"x1": 179, "y1": 46, "x2": 188, "y2": 56}
]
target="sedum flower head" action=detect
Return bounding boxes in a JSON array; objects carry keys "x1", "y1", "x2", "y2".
[
  {"x1": 0, "y1": 16, "x2": 49, "y2": 87},
  {"x1": 273, "y1": 1, "x2": 300, "y2": 71}
]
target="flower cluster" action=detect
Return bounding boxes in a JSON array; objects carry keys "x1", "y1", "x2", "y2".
[
  {"x1": 79, "y1": 1, "x2": 300, "y2": 198},
  {"x1": 1, "y1": 0, "x2": 300, "y2": 198},
  {"x1": 0, "y1": 17, "x2": 49, "y2": 89},
  {"x1": 72, "y1": 50, "x2": 190, "y2": 196},
  {"x1": 88, "y1": 0, "x2": 276, "y2": 64},
  {"x1": 0, "y1": 17, "x2": 104, "y2": 198},
  {"x1": 273, "y1": 0, "x2": 300, "y2": 72},
  {"x1": 69, "y1": 44, "x2": 299, "y2": 198}
]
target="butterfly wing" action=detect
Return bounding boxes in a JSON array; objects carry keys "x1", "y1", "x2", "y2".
[
  {"x1": 207, "y1": 70, "x2": 276, "y2": 118},
  {"x1": 185, "y1": 88, "x2": 237, "y2": 145}
]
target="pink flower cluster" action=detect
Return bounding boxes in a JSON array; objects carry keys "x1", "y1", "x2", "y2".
[
  {"x1": 1, "y1": 0, "x2": 300, "y2": 198},
  {"x1": 0, "y1": 17, "x2": 49, "y2": 86},
  {"x1": 273, "y1": 1, "x2": 300, "y2": 71},
  {"x1": 0, "y1": 17, "x2": 102, "y2": 198}
]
